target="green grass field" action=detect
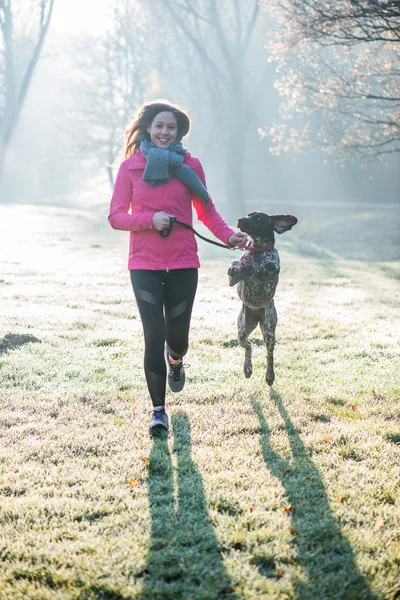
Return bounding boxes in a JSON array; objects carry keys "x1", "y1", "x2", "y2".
[{"x1": 0, "y1": 204, "x2": 399, "y2": 600}]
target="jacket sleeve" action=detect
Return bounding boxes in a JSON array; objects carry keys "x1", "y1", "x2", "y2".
[
  {"x1": 191, "y1": 160, "x2": 235, "y2": 246},
  {"x1": 108, "y1": 161, "x2": 154, "y2": 232}
]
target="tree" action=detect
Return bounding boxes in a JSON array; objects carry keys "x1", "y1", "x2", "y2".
[
  {"x1": 70, "y1": 0, "x2": 177, "y2": 190},
  {"x1": 262, "y1": 0, "x2": 400, "y2": 162},
  {"x1": 0, "y1": 0, "x2": 55, "y2": 186},
  {"x1": 150, "y1": 0, "x2": 269, "y2": 220}
]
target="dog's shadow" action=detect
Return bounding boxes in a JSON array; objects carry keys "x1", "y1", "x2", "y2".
[{"x1": 252, "y1": 392, "x2": 378, "y2": 599}]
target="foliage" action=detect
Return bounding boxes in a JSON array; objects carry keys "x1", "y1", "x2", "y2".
[{"x1": 262, "y1": 0, "x2": 400, "y2": 162}]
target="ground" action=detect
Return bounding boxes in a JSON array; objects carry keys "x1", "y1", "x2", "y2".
[{"x1": 0, "y1": 203, "x2": 399, "y2": 600}]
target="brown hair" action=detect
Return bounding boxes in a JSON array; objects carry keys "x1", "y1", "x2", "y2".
[{"x1": 122, "y1": 100, "x2": 190, "y2": 159}]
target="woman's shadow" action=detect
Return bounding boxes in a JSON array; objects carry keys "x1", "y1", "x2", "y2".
[
  {"x1": 253, "y1": 392, "x2": 378, "y2": 600},
  {"x1": 141, "y1": 412, "x2": 238, "y2": 600}
]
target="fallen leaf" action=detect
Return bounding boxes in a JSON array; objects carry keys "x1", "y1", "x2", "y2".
[
  {"x1": 351, "y1": 405, "x2": 359, "y2": 412},
  {"x1": 141, "y1": 457, "x2": 149, "y2": 463},
  {"x1": 283, "y1": 506, "x2": 295, "y2": 515},
  {"x1": 229, "y1": 587, "x2": 237, "y2": 592},
  {"x1": 304, "y1": 397, "x2": 314, "y2": 403},
  {"x1": 306, "y1": 476, "x2": 313, "y2": 481},
  {"x1": 249, "y1": 507, "x2": 256, "y2": 512},
  {"x1": 166, "y1": 452, "x2": 172, "y2": 456},
  {"x1": 336, "y1": 493, "x2": 347, "y2": 503},
  {"x1": 126, "y1": 479, "x2": 141, "y2": 488},
  {"x1": 282, "y1": 468, "x2": 291, "y2": 474},
  {"x1": 322, "y1": 437, "x2": 331, "y2": 444},
  {"x1": 288, "y1": 527, "x2": 298, "y2": 535},
  {"x1": 276, "y1": 569, "x2": 284, "y2": 579},
  {"x1": 374, "y1": 519, "x2": 384, "y2": 531}
]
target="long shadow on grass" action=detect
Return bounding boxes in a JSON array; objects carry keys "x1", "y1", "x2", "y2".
[
  {"x1": 253, "y1": 393, "x2": 377, "y2": 600},
  {"x1": 141, "y1": 412, "x2": 238, "y2": 600}
]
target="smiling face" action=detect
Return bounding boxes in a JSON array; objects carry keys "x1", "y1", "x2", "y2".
[{"x1": 147, "y1": 111, "x2": 178, "y2": 148}]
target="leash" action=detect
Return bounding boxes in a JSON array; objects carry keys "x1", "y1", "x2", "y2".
[
  {"x1": 159, "y1": 216, "x2": 233, "y2": 250},
  {"x1": 159, "y1": 216, "x2": 275, "y2": 252}
]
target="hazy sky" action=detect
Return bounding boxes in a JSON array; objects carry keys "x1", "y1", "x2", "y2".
[{"x1": 50, "y1": 0, "x2": 111, "y2": 34}]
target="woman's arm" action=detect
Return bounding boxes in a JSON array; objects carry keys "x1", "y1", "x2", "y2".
[
  {"x1": 108, "y1": 161, "x2": 154, "y2": 232},
  {"x1": 191, "y1": 160, "x2": 246, "y2": 247}
]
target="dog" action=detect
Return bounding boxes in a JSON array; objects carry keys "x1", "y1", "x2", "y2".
[{"x1": 228, "y1": 211, "x2": 298, "y2": 386}]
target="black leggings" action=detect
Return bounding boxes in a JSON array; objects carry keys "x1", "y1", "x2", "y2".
[{"x1": 130, "y1": 269, "x2": 198, "y2": 407}]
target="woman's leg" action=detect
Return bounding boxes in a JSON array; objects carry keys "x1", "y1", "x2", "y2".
[
  {"x1": 130, "y1": 270, "x2": 166, "y2": 407},
  {"x1": 164, "y1": 268, "x2": 198, "y2": 359}
]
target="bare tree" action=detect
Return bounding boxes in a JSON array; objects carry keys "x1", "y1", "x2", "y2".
[
  {"x1": 262, "y1": 0, "x2": 400, "y2": 162},
  {"x1": 151, "y1": 0, "x2": 268, "y2": 219},
  {"x1": 0, "y1": 0, "x2": 55, "y2": 185},
  {"x1": 70, "y1": 0, "x2": 171, "y2": 189}
]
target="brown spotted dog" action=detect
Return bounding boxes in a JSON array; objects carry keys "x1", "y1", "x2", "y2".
[{"x1": 228, "y1": 212, "x2": 298, "y2": 386}]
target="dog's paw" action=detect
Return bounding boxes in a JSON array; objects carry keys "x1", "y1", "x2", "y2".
[
  {"x1": 227, "y1": 260, "x2": 240, "y2": 275},
  {"x1": 228, "y1": 261, "x2": 241, "y2": 286},
  {"x1": 266, "y1": 368, "x2": 275, "y2": 387}
]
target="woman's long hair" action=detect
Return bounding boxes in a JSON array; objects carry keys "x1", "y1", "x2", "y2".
[{"x1": 122, "y1": 100, "x2": 190, "y2": 159}]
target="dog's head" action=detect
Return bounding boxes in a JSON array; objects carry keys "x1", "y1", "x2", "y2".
[{"x1": 237, "y1": 212, "x2": 298, "y2": 241}]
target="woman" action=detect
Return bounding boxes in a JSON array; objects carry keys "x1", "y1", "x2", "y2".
[{"x1": 108, "y1": 100, "x2": 246, "y2": 435}]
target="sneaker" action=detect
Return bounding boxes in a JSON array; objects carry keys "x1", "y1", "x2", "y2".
[
  {"x1": 165, "y1": 345, "x2": 186, "y2": 393},
  {"x1": 149, "y1": 407, "x2": 169, "y2": 436}
]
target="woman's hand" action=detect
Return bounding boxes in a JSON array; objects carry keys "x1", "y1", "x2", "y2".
[
  {"x1": 152, "y1": 211, "x2": 174, "y2": 231},
  {"x1": 228, "y1": 232, "x2": 247, "y2": 248}
]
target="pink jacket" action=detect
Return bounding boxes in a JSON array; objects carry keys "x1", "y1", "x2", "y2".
[{"x1": 108, "y1": 151, "x2": 235, "y2": 270}]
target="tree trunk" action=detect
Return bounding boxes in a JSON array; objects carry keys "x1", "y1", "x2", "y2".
[
  {"x1": 107, "y1": 164, "x2": 114, "y2": 190},
  {"x1": 225, "y1": 126, "x2": 246, "y2": 224},
  {"x1": 0, "y1": 0, "x2": 55, "y2": 192}
]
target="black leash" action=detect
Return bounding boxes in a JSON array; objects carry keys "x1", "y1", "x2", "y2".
[{"x1": 159, "y1": 216, "x2": 233, "y2": 250}]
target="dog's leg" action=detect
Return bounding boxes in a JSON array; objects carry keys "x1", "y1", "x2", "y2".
[
  {"x1": 238, "y1": 304, "x2": 258, "y2": 378},
  {"x1": 260, "y1": 302, "x2": 277, "y2": 386}
]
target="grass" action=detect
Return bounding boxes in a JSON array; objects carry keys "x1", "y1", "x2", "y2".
[{"x1": 0, "y1": 204, "x2": 399, "y2": 600}]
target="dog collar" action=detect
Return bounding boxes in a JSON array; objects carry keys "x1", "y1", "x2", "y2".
[{"x1": 244, "y1": 243, "x2": 274, "y2": 252}]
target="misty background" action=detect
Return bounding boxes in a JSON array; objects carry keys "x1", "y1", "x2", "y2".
[{"x1": 1, "y1": 0, "x2": 399, "y2": 260}]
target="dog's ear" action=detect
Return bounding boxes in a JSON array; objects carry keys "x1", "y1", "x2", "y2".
[{"x1": 271, "y1": 215, "x2": 298, "y2": 234}]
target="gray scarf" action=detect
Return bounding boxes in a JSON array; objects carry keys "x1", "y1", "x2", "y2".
[{"x1": 140, "y1": 139, "x2": 210, "y2": 203}]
